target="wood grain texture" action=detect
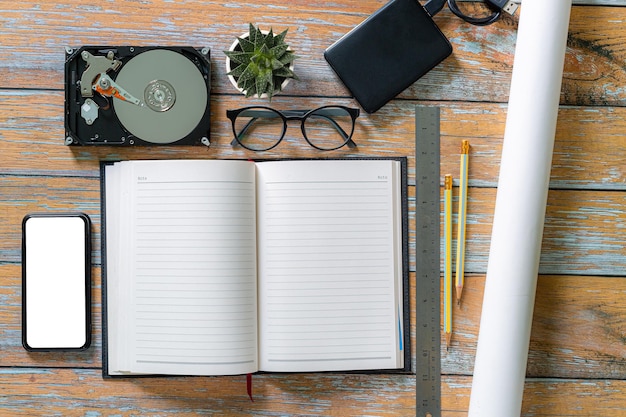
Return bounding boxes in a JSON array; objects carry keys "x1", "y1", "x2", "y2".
[
  {"x1": 2, "y1": 175, "x2": 623, "y2": 275},
  {"x1": 442, "y1": 376, "x2": 626, "y2": 417},
  {"x1": 0, "y1": 3, "x2": 625, "y2": 107},
  {"x1": 0, "y1": 369, "x2": 417, "y2": 416},
  {"x1": 3, "y1": 260, "x2": 625, "y2": 381},
  {"x1": 0, "y1": 1, "x2": 625, "y2": 415},
  {"x1": 2, "y1": 91, "x2": 624, "y2": 189},
  {"x1": 442, "y1": 274, "x2": 626, "y2": 379},
  {"x1": 0, "y1": 369, "x2": 625, "y2": 416}
]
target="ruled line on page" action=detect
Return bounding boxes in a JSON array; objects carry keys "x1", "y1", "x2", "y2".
[
  {"x1": 258, "y1": 167, "x2": 399, "y2": 367},
  {"x1": 131, "y1": 169, "x2": 258, "y2": 369}
]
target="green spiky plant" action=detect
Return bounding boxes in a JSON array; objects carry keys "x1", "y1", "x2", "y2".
[{"x1": 224, "y1": 24, "x2": 297, "y2": 100}]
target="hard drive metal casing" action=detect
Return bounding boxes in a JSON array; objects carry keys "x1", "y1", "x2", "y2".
[{"x1": 64, "y1": 46, "x2": 211, "y2": 146}]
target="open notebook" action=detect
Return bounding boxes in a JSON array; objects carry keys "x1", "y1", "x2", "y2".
[{"x1": 101, "y1": 158, "x2": 409, "y2": 376}]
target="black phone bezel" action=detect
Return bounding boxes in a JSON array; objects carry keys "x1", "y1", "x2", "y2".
[{"x1": 21, "y1": 212, "x2": 92, "y2": 352}]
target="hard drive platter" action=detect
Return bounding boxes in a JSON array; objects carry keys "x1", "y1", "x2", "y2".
[{"x1": 64, "y1": 46, "x2": 211, "y2": 146}]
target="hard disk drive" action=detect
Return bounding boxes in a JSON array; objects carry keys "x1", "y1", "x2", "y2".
[{"x1": 64, "y1": 46, "x2": 211, "y2": 146}]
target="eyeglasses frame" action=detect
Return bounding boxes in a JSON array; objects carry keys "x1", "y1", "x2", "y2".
[{"x1": 226, "y1": 105, "x2": 360, "y2": 151}]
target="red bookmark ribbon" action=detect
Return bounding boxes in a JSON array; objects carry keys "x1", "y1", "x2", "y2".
[{"x1": 246, "y1": 373, "x2": 254, "y2": 402}]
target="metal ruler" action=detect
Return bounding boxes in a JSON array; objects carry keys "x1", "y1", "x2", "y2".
[{"x1": 415, "y1": 105, "x2": 442, "y2": 417}]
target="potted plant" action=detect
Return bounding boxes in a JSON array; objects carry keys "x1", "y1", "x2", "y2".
[{"x1": 224, "y1": 23, "x2": 297, "y2": 100}]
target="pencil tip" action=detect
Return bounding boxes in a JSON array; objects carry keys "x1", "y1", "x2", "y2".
[
  {"x1": 445, "y1": 332, "x2": 451, "y2": 349},
  {"x1": 456, "y1": 286, "x2": 463, "y2": 304}
]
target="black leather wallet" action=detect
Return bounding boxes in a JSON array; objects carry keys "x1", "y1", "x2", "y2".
[{"x1": 324, "y1": 0, "x2": 452, "y2": 113}]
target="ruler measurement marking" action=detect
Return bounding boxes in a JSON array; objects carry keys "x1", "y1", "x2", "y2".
[{"x1": 415, "y1": 106, "x2": 442, "y2": 417}]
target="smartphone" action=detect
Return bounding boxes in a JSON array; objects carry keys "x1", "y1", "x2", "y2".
[{"x1": 22, "y1": 213, "x2": 91, "y2": 351}]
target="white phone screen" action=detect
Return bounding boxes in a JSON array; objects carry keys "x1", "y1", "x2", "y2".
[{"x1": 22, "y1": 214, "x2": 91, "y2": 350}]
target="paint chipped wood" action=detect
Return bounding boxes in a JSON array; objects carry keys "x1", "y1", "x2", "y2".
[{"x1": 0, "y1": 1, "x2": 624, "y2": 415}]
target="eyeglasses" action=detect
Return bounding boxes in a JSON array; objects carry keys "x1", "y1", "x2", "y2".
[{"x1": 226, "y1": 105, "x2": 359, "y2": 151}]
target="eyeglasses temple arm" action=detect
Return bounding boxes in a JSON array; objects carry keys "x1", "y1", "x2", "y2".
[{"x1": 230, "y1": 117, "x2": 259, "y2": 146}]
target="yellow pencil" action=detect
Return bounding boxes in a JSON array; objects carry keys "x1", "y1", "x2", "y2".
[
  {"x1": 444, "y1": 174, "x2": 453, "y2": 349},
  {"x1": 455, "y1": 140, "x2": 470, "y2": 304}
]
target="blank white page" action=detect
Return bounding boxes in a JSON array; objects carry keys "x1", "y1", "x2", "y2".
[
  {"x1": 107, "y1": 160, "x2": 258, "y2": 376},
  {"x1": 256, "y1": 160, "x2": 404, "y2": 372}
]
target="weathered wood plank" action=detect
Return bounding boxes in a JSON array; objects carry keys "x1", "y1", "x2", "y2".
[
  {"x1": 1, "y1": 91, "x2": 624, "y2": 190},
  {"x1": 0, "y1": 369, "x2": 418, "y2": 416},
  {"x1": 0, "y1": 176, "x2": 102, "y2": 262},
  {"x1": 1, "y1": 3, "x2": 626, "y2": 107},
  {"x1": 1, "y1": 1, "x2": 624, "y2": 414},
  {"x1": 2, "y1": 261, "x2": 624, "y2": 380},
  {"x1": 452, "y1": 186, "x2": 626, "y2": 276},
  {"x1": 0, "y1": 260, "x2": 419, "y2": 372},
  {"x1": 0, "y1": 265, "x2": 102, "y2": 368},
  {"x1": 0, "y1": 369, "x2": 625, "y2": 416},
  {"x1": 0, "y1": 262, "x2": 417, "y2": 374},
  {"x1": 441, "y1": 376, "x2": 626, "y2": 417},
  {"x1": 440, "y1": 104, "x2": 626, "y2": 191},
  {"x1": 0, "y1": 91, "x2": 415, "y2": 177},
  {"x1": 442, "y1": 274, "x2": 626, "y2": 379},
  {"x1": 0, "y1": 174, "x2": 624, "y2": 274}
]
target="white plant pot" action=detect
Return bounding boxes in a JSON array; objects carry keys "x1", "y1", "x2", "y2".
[{"x1": 225, "y1": 30, "x2": 294, "y2": 99}]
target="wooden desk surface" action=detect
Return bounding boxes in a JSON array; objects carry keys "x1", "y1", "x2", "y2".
[{"x1": 1, "y1": 1, "x2": 625, "y2": 415}]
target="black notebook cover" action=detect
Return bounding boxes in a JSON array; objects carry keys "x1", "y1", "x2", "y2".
[
  {"x1": 100, "y1": 157, "x2": 411, "y2": 378},
  {"x1": 324, "y1": 0, "x2": 452, "y2": 113}
]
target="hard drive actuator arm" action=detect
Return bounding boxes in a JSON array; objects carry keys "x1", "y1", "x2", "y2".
[
  {"x1": 80, "y1": 51, "x2": 142, "y2": 106},
  {"x1": 79, "y1": 50, "x2": 120, "y2": 97},
  {"x1": 93, "y1": 73, "x2": 143, "y2": 106}
]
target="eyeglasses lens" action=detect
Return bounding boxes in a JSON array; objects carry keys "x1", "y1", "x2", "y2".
[
  {"x1": 303, "y1": 107, "x2": 354, "y2": 150},
  {"x1": 233, "y1": 108, "x2": 284, "y2": 151}
]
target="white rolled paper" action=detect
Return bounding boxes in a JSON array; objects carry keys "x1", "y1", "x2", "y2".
[{"x1": 467, "y1": 1, "x2": 572, "y2": 416}]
